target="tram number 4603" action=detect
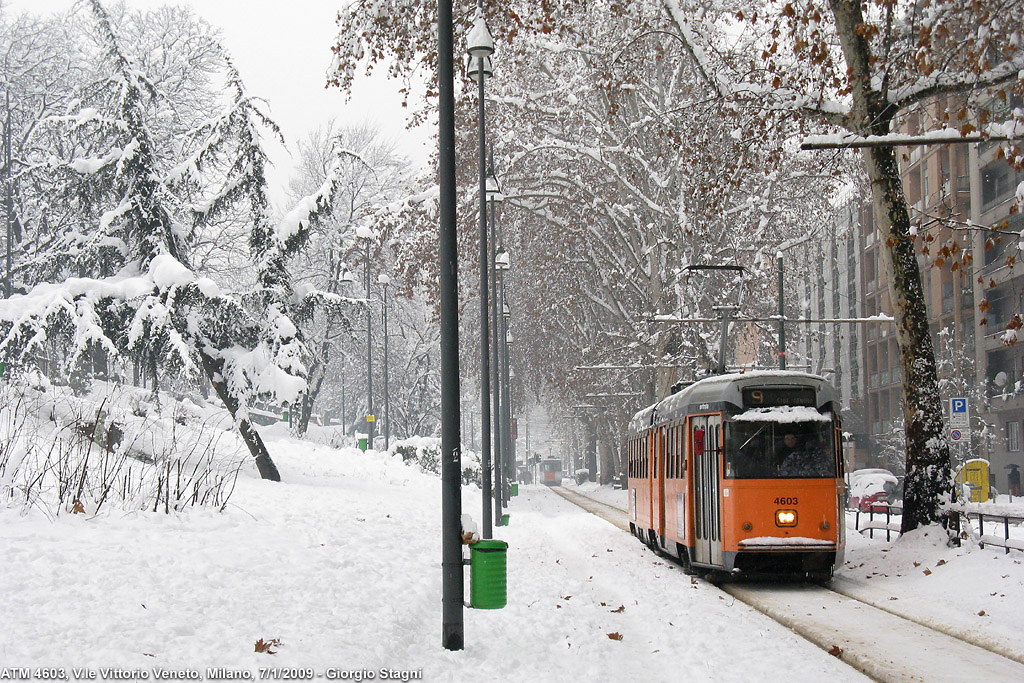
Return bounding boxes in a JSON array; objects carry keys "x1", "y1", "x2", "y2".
[{"x1": 774, "y1": 497, "x2": 798, "y2": 505}]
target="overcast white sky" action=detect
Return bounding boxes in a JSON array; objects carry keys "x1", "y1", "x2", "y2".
[{"x1": 3, "y1": 0, "x2": 433, "y2": 210}]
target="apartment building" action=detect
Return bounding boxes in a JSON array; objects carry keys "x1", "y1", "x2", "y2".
[{"x1": 799, "y1": 98, "x2": 1024, "y2": 489}]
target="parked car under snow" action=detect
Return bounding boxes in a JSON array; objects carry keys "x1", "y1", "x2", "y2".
[{"x1": 847, "y1": 468, "x2": 899, "y2": 512}]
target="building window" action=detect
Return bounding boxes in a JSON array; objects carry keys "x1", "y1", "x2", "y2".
[
  {"x1": 1008, "y1": 422, "x2": 1022, "y2": 452},
  {"x1": 981, "y1": 162, "x2": 1013, "y2": 208}
]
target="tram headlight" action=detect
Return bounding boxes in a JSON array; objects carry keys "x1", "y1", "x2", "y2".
[{"x1": 775, "y1": 509, "x2": 798, "y2": 527}]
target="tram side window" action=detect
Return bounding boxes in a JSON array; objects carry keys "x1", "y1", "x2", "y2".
[
  {"x1": 676, "y1": 426, "x2": 685, "y2": 477},
  {"x1": 667, "y1": 430, "x2": 674, "y2": 479},
  {"x1": 669, "y1": 430, "x2": 675, "y2": 479},
  {"x1": 644, "y1": 437, "x2": 649, "y2": 478},
  {"x1": 643, "y1": 438, "x2": 648, "y2": 478},
  {"x1": 673, "y1": 428, "x2": 678, "y2": 478},
  {"x1": 676, "y1": 427, "x2": 682, "y2": 477}
]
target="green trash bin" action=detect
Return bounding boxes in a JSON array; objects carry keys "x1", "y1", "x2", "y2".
[
  {"x1": 470, "y1": 540, "x2": 508, "y2": 609},
  {"x1": 358, "y1": 437, "x2": 368, "y2": 452},
  {"x1": 511, "y1": 483, "x2": 519, "y2": 497},
  {"x1": 500, "y1": 513, "x2": 510, "y2": 526}
]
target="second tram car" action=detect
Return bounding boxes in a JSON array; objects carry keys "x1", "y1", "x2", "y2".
[
  {"x1": 540, "y1": 458, "x2": 563, "y2": 486},
  {"x1": 626, "y1": 371, "x2": 845, "y2": 579}
]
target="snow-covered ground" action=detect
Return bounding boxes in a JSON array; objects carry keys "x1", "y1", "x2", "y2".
[
  {"x1": 2, "y1": 435, "x2": 1023, "y2": 682},
  {"x1": 568, "y1": 479, "x2": 1024, "y2": 665}
]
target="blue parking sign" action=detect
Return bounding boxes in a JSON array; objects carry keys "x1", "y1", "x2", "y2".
[{"x1": 949, "y1": 397, "x2": 970, "y2": 431}]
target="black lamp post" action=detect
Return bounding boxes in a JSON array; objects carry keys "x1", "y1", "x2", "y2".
[
  {"x1": 494, "y1": 246, "x2": 510, "y2": 504},
  {"x1": 378, "y1": 273, "x2": 392, "y2": 450},
  {"x1": 338, "y1": 266, "x2": 356, "y2": 431},
  {"x1": 486, "y1": 165, "x2": 504, "y2": 517},
  {"x1": 501, "y1": 299, "x2": 514, "y2": 490},
  {"x1": 439, "y1": 0, "x2": 465, "y2": 651},
  {"x1": 356, "y1": 226, "x2": 376, "y2": 447},
  {"x1": 468, "y1": 8, "x2": 495, "y2": 539}
]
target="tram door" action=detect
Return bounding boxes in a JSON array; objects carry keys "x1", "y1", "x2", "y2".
[
  {"x1": 652, "y1": 426, "x2": 667, "y2": 540},
  {"x1": 690, "y1": 415, "x2": 722, "y2": 566}
]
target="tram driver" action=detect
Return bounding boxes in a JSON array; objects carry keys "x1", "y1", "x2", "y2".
[{"x1": 776, "y1": 430, "x2": 829, "y2": 477}]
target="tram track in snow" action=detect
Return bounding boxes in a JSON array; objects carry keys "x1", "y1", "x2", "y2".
[{"x1": 548, "y1": 485, "x2": 1024, "y2": 683}]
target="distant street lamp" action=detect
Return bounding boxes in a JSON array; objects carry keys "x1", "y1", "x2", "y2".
[
  {"x1": 487, "y1": 162, "x2": 505, "y2": 514},
  {"x1": 338, "y1": 266, "x2": 356, "y2": 430},
  {"x1": 503, "y1": 327, "x2": 514, "y2": 494},
  {"x1": 494, "y1": 246, "x2": 510, "y2": 504},
  {"x1": 378, "y1": 273, "x2": 392, "y2": 450},
  {"x1": 502, "y1": 301, "x2": 513, "y2": 472},
  {"x1": 468, "y1": 8, "x2": 495, "y2": 538},
  {"x1": 356, "y1": 225, "x2": 376, "y2": 447}
]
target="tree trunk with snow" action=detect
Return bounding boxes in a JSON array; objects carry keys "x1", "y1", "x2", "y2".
[
  {"x1": 198, "y1": 351, "x2": 281, "y2": 482},
  {"x1": 830, "y1": 0, "x2": 951, "y2": 532}
]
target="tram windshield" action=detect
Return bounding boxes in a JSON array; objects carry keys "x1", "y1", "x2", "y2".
[{"x1": 724, "y1": 414, "x2": 836, "y2": 479}]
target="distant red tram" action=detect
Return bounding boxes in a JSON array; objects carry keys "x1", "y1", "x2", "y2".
[
  {"x1": 626, "y1": 371, "x2": 845, "y2": 579},
  {"x1": 540, "y1": 458, "x2": 563, "y2": 486}
]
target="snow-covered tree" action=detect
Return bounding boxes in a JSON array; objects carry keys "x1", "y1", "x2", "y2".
[
  {"x1": 0, "y1": 0, "x2": 328, "y2": 481},
  {"x1": 283, "y1": 122, "x2": 416, "y2": 436},
  {"x1": 329, "y1": 0, "x2": 846, "y2": 475}
]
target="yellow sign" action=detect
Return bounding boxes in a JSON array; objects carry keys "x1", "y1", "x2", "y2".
[
  {"x1": 366, "y1": 415, "x2": 376, "y2": 422},
  {"x1": 955, "y1": 459, "x2": 990, "y2": 503}
]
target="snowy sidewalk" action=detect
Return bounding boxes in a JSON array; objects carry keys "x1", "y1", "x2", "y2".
[{"x1": 0, "y1": 440, "x2": 923, "y2": 681}]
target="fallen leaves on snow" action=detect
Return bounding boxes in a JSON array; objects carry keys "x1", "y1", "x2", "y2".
[{"x1": 255, "y1": 638, "x2": 281, "y2": 655}]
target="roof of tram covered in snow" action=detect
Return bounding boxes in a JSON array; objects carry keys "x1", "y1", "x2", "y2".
[{"x1": 627, "y1": 370, "x2": 837, "y2": 435}]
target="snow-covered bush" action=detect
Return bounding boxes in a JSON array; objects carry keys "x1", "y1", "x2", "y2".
[
  {"x1": 0, "y1": 379, "x2": 246, "y2": 516},
  {"x1": 392, "y1": 437, "x2": 440, "y2": 475},
  {"x1": 387, "y1": 436, "x2": 481, "y2": 486}
]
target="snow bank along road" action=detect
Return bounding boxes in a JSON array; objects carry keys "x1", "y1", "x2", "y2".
[{"x1": 549, "y1": 486, "x2": 1024, "y2": 683}]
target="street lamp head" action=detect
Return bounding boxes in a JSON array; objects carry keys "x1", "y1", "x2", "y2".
[
  {"x1": 466, "y1": 55, "x2": 492, "y2": 84},
  {"x1": 494, "y1": 246, "x2": 510, "y2": 271},
  {"x1": 466, "y1": 11, "x2": 494, "y2": 59},
  {"x1": 502, "y1": 301, "x2": 511, "y2": 319},
  {"x1": 377, "y1": 273, "x2": 391, "y2": 286},
  {"x1": 339, "y1": 267, "x2": 356, "y2": 284},
  {"x1": 485, "y1": 171, "x2": 504, "y2": 203},
  {"x1": 355, "y1": 225, "x2": 376, "y2": 240}
]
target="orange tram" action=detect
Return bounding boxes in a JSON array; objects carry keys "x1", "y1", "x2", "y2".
[{"x1": 626, "y1": 371, "x2": 845, "y2": 580}]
